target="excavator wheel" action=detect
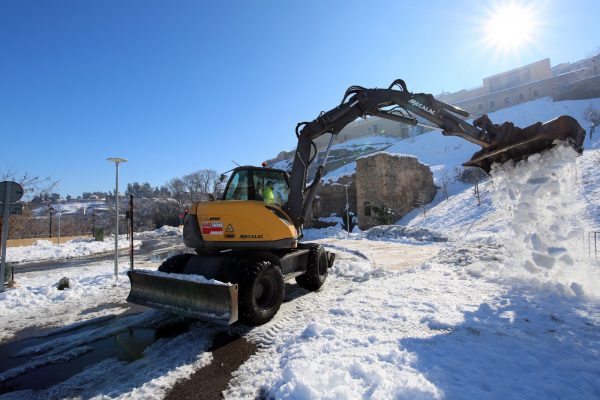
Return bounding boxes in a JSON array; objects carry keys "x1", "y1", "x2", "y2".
[
  {"x1": 237, "y1": 261, "x2": 284, "y2": 325},
  {"x1": 295, "y1": 244, "x2": 328, "y2": 291},
  {"x1": 157, "y1": 253, "x2": 194, "y2": 273}
]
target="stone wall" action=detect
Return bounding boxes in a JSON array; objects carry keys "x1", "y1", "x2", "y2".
[
  {"x1": 356, "y1": 153, "x2": 436, "y2": 229},
  {"x1": 309, "y1": 176, "x2": 357, "y2": 225}
]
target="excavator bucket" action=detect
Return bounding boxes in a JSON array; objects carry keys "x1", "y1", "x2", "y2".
[
  {"x1": 464, "y1": 115, "x2": 585, "y2": 173},
  {"x1": 127, "y1": 270, "x2": 238, "y2": 324}
]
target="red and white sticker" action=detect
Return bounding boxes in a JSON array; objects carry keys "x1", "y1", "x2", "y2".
[{"x1": 201, "y1": 222, "x2": 223, "y2": 235}]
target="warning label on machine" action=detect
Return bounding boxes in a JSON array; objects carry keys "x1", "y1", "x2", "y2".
[{"x1": 201, "y1": 222, "x2": 224, "y2": 235}]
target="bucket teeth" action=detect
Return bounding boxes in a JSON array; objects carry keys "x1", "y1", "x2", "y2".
[{"x1": 127, "y1": 270, "x2": 238, "y2": 324}]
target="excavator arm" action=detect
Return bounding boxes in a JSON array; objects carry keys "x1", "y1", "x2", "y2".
[{"x1": 284, "y1": 79, "x2": 585, "y2": 228}]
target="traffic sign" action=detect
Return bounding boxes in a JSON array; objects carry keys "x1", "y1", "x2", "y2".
[
  {"x1": 0, "y1": 203, "x2": 22, "y2": 216},
  {"x1": 0, "y1": 181, "x2": 24, "y2": 204}
]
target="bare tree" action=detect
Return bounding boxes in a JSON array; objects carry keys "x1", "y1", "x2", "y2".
[
  {"x1": 0, "y1": 169, "x2": 57, "y2": 199},
  {"x1": 183, "y1": 169, "x2": 223, "y2": 202},
  {"x1": 166, "y1": 178, "x2": 187, "y2": 208},
  {"x1": 584, "y1": 105, "x2": 600, "y2": 140},
  {"x1": 183, "y1": 173, "x2": 203, "y2": 203},
  {"x1": 0, "y1": 170, "x2": 58, "y2": 239}
]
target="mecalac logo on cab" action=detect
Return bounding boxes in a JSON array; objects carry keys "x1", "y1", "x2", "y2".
[{"x1": 240, "y1": 234, "x2": 264, "y2": 239}]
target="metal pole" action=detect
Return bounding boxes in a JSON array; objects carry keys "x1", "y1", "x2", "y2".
[
  {"x1": 130, "y1": 194, "x2": 134, "y2": 270},
  {"x1": 107, "y1": 157, "x2": 127, "y2": 279},
  {"x1": 114, "y1": 162, "x2": 119, "y2": 279},
  {"x1": 49, "y1": 207, "x2": 53, "y2": 238},
  {"x1": 57, "y1": 200, "x2": 61, "y2": 245},
  {"x1": 344, "y1": 184, "x2": 350, "y2": 235},
  {"x1": 1, "y1": 182, "x2": 10, "y2": 292}
]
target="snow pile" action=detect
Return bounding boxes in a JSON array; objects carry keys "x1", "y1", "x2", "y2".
[
  {"x1": 488, "y1": 144, "x2": 600, "y2": 298},
  {"x1": 6, "y1": 237, "x2": 141, "y2": 264},
  {"x1": 135, "y1": 225, "x2": 183, "y2": 238},
  {"x1": 364, "y1": 225, "x2": 447, "y2": 243}
]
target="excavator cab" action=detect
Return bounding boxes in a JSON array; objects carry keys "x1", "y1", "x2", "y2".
[{"x1": 223, "y1": 167, "x2": 290, "y2": 207}]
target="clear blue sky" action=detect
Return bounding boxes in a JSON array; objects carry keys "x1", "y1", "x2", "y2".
[{"x1": 1, "y1": 0, "x2": 598, "y2": 197}]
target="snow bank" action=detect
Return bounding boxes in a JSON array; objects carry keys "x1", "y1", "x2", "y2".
[
  {"x1": 6, "y1": 237, "x2": 141, "y2": 264},
  {"x1": 135, "y1": 225, "x2": 183, "y2": 238}
]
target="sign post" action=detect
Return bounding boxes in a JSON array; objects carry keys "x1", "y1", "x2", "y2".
[{"x1": 0, "y1": 181, "x2": 24, "y2": 292}]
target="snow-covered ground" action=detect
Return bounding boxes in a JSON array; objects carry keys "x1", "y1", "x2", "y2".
[
  {"x1": 1, "y1": 99, "x2": 600, "y2": 398},
  {"x1": 5, "y1": 226, "x2": 181, "y2": 264},
  {"x1": 32, "y1": 200, "x2": 109, "y2": 216}
]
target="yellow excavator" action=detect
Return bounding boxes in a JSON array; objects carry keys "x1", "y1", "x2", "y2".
[{"x1": 126, "y1": 79, "x2": 585, "y2": 325}]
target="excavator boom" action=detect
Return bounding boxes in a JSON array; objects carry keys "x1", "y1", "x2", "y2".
[{"x1": 284, "y1": 79, "x2": 585, "y2": 227}]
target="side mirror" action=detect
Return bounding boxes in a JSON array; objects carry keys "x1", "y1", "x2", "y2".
[
  {"x1": 208, "y1": 194, "x2": 215, "y2": 201},
  {"x1": 219, "y1": 174, "x2": 228, "y2": 182}
]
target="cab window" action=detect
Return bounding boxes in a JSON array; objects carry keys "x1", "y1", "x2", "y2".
[
  {"x1": 253, "y1": 170, "x2": 289, "y2": 207},
  {"x1": 224, "y1": 170, "x2": 251, "y2": 200},
  {"x1": 224, "y1": 169, "x2": 289, "y2": 206}
]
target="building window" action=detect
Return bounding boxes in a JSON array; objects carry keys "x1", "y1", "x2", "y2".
[
  {"x1": 490, "y1": 100, "x2": 495, "y2": 109},
  {"x1": 508, "y1": 71, "x2": 520, "y2": 87},
  {"x1": 489, "y1": 77, "x2": 501, "y2": 92},
  {"x1": 504, "y1": 97, "x2": 510, "y2": 105},
  {"x1": 533, "y1": 89, "x2": 539, "y2": 98},
  {"x1": 519, "y1": 93, "x2": 524, "y2": 101}
]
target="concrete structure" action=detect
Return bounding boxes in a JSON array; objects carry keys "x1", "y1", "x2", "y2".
[
  {"x1": 355, "y1": 153, "x2": 436, "y2": 230},
  {"x1": 437, "y1": 55, "x2": 600, "y2": 116}
]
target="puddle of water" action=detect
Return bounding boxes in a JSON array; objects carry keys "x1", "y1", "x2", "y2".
[{"x1": 0, "y1": 314, "x2": 195, "y2": 395}]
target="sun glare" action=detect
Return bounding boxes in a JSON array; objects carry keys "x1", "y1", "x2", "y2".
[{"x1": 484, "y1": 2, "x2": 537, "y2": 51}]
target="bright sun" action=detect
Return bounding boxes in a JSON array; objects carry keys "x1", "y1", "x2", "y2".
[{"x1": 484, "y1": 2, "x2": 537, "y2": 51}]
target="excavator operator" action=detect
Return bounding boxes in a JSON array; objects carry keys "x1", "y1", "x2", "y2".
[{"x1": 263, "y1": 180, "x2": 275, "y2": 204}]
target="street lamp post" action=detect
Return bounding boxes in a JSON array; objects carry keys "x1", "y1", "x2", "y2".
[
  {"x1": 107, "y1": 157, "x2": 127, "y2": 279},
  {"x1": 57, "y1": 198, "x2": 61, "y2": 245}
]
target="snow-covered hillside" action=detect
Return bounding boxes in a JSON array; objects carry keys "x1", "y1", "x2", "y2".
[{"x1": 322, "y1": 97, "x2": 600, "y2": 192}]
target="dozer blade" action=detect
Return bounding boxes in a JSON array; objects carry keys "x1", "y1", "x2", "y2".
[
  {"x1": 127, "y1": 270, "x2": 238, "y2": 324},
  {"x1": 464, "y1": 115, "x2": 585, "y2": 173}
]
